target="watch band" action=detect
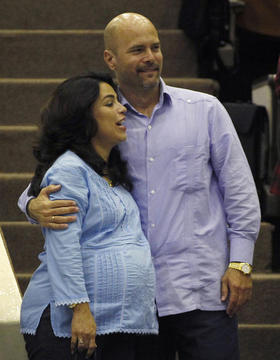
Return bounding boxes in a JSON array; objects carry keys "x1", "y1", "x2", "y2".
[{"x1": 228, "y1": 262, "x2": 252, "y2": 275}]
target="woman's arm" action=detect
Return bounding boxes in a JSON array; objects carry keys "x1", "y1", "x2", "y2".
[{"x1": 43, "y1": 160, "x2": 96, "y2": 354}]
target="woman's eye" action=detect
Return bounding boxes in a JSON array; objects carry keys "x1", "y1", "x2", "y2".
[{"x1": 105, "y1": 102, "x2": 113, "y2": 107}]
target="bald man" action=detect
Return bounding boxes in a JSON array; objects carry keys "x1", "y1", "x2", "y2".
[{"x1": 19, "y1": 13, "x2": 261, "y2": 360}]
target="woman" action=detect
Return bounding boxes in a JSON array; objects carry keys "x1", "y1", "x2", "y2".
[{"x1": 20, "y1": 72, "x2": 158, "y2": 360}]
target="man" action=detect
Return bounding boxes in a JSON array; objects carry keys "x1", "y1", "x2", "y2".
[{"x1": 19, "y1": 13, "x2": 260, "y2": 360}]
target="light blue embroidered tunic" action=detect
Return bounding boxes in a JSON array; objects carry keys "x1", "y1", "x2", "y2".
[{"x1": 20, "y1": 150, "x2": 158, "y2": 337}]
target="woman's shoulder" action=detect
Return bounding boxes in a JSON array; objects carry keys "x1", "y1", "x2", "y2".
[
  {"x1": 44, "y1": 150, "x2": 95, "y2": 181},
  {"x1": 53, "y1": 151, "x2": 92, "y2": 171}
]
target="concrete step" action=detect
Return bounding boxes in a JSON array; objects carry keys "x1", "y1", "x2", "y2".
[
  {"x1": 16, "y1": 273, "x2": 32, "y2": 295},
  {"x1": 0, "y1": 174, "x2": 32, "y2": 222},
  {"x1": 0, "y1": 222, "x2": 44, "y2": 273},
  {"x1": 0, "y1": 79, "x2": 57, "y2": 126},
  {"x1": 238, "y1": 274, "x2": 280, "y2": 324},
  {"x1": 0, "y1": 30, "x2": 197, "y2": 78},
  {"x1": 239, "y1": 325, "x2": 280, "y2": 360},
  {"x1": 0, "y1": 126, "x2": 37, "y2": 172},
  {"x1": 0, "y1": 0, "x2": 181, "y2": 30},
  {"x1": 0, "y1": 78, "x2": 218, "y2": 126},
  {"x1": 253, "y1": 222, "x2": 273, "y2": 273}
]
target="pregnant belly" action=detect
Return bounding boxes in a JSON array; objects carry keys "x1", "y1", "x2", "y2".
[
  {"x1": 82, "y1": 244, "x2": 156, "y2": 329},
  {"x1": 82, "y1": 244, "x2": 155, "y2": 303}
]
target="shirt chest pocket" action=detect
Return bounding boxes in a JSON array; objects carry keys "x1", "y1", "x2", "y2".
[{"x1": 171, "y1": 145, "x2": 207, "y2": 192}]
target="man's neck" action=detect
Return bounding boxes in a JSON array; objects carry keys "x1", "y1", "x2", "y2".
[{"x1": 120, "y1": 84, "x2": 160, "y2": 118}]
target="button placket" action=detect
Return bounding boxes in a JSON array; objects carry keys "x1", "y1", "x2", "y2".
[
  {"x1": 147, "y1": 124, "x2": 156, "y2": 233},
  {"x1": 146, "y1": 121, "x2": 156, "y2": 234}
]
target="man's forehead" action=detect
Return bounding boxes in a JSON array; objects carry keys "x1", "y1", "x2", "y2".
[{"x1": 117, "y1": 27, "x2": 160, "y2": 48}]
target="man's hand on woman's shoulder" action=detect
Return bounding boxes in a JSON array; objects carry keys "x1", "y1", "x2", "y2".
[{"x1": 28, "y1": 184, "x2": 79, "y2": 230}]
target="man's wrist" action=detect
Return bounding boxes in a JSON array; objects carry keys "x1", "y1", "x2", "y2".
[{"x1": 228, "y1": 262, "x2": 252, "y2": 275}]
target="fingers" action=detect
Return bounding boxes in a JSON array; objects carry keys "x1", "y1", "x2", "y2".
[
  {"x1": 50, "y1": 214, "x2": 77, "y2": 224},
  {"x1": 49, "y1": 200, "x2": 78, "y2": 210},
  {"x1": 42, "y1": 222, "x2": 70, "y2": 230},
  {"x1": 226, "y1": 290, "x2": 239, "y2": 317},
  {"x1": 221, "y1": 278, "x2": 229, "y2": 302},
  {"x1": 221, "y1": 269, "x2": 252, "y2": 317},
  {"x1": 28, "y1": 184, "x2": 79, "y2": 226},
  {"x1": 43, "y1": 184, "x2": 62, "y2": 196},
  {"x1": 71, "y1": 335, "x2": 97, "y2": 358},
  {"x1": 40, "y1": 205, "x2": 79, "y2": 229},
  {"x1": 71, "y1": 334, "x2": 78, "y2": 355},
  {"x1": 77, "y1": 337, "x2": 87, "y2": 353},
  {"x1": 86, "y1": 337, "x2": 97, "y2": 359},
  {"x1": 226, "y1": 279, "x2": 252, "y2": 317}
]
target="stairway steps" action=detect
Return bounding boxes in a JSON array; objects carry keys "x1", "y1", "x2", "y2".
[
  {"x1": 239, "y1": 325, "x2": 280, "y2": 360},
  {"x1": 0, "y1": 126, "x2": 37, "y2": 172},
  {"x1": 238, "y1": 274, "x2": 280, "y2": 324},
  {"x1": 0, "y1": 0, "x2": 181, "y2": 30},
  {"x1": 253, "y1": 222, "x2": 273, "y2": 273},
  {"x1": 0, "y1": 30, "x2": 197, "y2": 78},
  {"x1": 0, "y1": 222, "x2": 44, "y2": 273},
  {"x1": 0, "y1": 78, "x2": 218, "y2": 126},
  {"x1": 0, "y1": 79, "x2": 59, "y2": 126},
  {"x1": 0, "y1": 174, "x2": 32, "y2": 221},
  {"x1": 16, "y1": 273, "x2": 33, "y2": 295}
]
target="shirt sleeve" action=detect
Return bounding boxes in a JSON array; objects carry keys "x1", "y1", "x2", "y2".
[
  {"x1": 210, "y1": 98, "x2": 261, "y2": 264},
  {"x1": 17, "y1": 183, "x2": 38, "y2": 224},
  {"x1": 42, "y1": 163, "x2": 90, "y2": 306}
]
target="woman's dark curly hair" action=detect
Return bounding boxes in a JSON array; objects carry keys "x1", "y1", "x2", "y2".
[{"x1": 28, "y1": 72, "x2": 132, "y2": 196}]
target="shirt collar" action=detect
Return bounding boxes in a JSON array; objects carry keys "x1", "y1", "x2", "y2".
[{"x1": 117, "y1": 78, "x2": 172, "y2": 113}]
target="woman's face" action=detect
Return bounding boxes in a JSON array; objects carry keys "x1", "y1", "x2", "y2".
[{"x1": 91, "y1": 82, "x2": 127, "y2": 152}]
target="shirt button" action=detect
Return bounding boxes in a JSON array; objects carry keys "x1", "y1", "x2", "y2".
[
  {"x1": 187, "y1": 99, "x2": 191, "y2": 103},
  {"x1": 150, "y1": 189, "x2": 156, "y2": 194},
  {"x1": 149, "y1": 157, "x2": 155, "y2": 162},
  {"x1": 151, "y1": 224, "x2": 155, "y2": 228},
  {"x1": 147, "y1": 125, "x2": 152, "y2": 130}
]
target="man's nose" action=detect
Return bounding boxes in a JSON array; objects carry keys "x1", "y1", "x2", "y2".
[{"x1": 143, "y1": 48, "x2": 155, "y2": 62}]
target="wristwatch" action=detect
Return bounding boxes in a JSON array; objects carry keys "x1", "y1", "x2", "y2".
[{"x1": 228, "y1": 262, "x2": 252, "y2": 275}]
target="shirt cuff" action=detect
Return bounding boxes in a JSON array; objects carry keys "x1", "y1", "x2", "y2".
[
  {"x1": 17, "y1": 184, "x2": 38, "y2": 224},
  {"x1": 229, "y1": 237, "x2": 255, "y2": 265}
]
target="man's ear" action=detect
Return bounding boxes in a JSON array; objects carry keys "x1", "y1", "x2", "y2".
[{"x1": 104, "y1": 49, "x2": 116, "y2": 71}]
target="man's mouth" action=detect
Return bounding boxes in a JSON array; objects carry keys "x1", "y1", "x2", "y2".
[{"x1": 138, "y1": 66, "x2": 159, "y2": 73}]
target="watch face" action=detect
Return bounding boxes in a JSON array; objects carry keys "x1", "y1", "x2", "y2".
[{"x1": 242, "y1": 264, "x2": 250, "y2": 274}]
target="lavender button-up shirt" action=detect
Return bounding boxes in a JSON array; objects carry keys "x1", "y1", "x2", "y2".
[
  {"x1": 117, "y1": 79, "x2": 260, "y2": 316},
  {"x1": 18, "y1": 79, "x2": 260, "y2": 317}
]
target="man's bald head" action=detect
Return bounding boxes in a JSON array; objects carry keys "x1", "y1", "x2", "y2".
[{"x1": 104, "y1": 13, "x2": 157, "y2": 54}]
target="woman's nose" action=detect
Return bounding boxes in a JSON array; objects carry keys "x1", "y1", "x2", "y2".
[{"x1": 118, "y1": 103, "x2": 127, "y2": 113}]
